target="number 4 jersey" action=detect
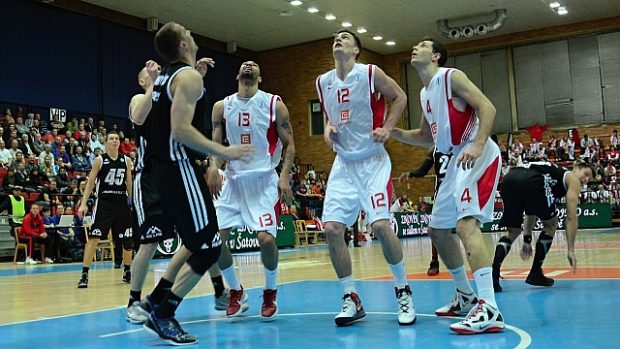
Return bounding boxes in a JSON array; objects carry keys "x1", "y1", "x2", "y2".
[{"x1": 95, "y1": 154, "x2": 129, "y2": 201}]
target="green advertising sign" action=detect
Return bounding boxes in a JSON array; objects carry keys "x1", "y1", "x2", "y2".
[
  {"x1": 157, "y1": 214, "x2": 296, "y2": 255},
  {"x1": 481, "y1": 203, "x2": 612, "y2": 232}
]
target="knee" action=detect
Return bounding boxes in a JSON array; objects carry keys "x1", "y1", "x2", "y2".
[
  {"x1": 258, "y1": 232, "x2": 276, "y2": 246},
  {"x1": 325, "y1": 223, "x2": 344, "y2": 240},
  {"x1": 456, "y1": 217, "x2": 478, "y2": 237},
  {"x1": 187, "y1": 248, "x2": 221, "y2": 275},
  {"x1": 370, "y1": 220, "x2": 390, "y2": 238}
]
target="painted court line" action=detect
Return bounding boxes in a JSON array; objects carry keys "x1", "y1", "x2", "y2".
[{"x1": 99, "y1": 311, "x2": 532, "y2": 348}]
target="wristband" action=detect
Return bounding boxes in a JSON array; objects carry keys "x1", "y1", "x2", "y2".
[{"x1": 524, "y1": 235, "x2": 532, "y2": 244}]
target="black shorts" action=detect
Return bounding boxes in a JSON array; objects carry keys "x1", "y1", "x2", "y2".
[
  {"x1": 153, "y1": 160, "x2": 221, "y2": 253},
  {"x1": 133, "y1": 168, "x2": 175, "y2": 244},
  {"x1": 89, "y1": 198, "x2": 132, "y2": 240},
  {"x1": 499, "y1": 168, "x2": 557, "y2": 228}
]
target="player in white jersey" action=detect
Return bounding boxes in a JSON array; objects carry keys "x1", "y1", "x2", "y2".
[
  {"x1": 207, "y1": 61, "x2": 295, "y2": 320},
  {"x1": 316, "y1": 29, "x2": 415, "y2": 327},
  {"x1": 391, "y1": 37, "x2": 504, "y2": 334}
]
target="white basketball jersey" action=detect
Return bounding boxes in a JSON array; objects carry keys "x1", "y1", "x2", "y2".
[
  {"x1": 223, "y1": 90, "x2": 282, "y2": 177},
  {"x1": 420, "y1": 68, "x2": 479, "y2": 154},
  {"x1": 316, "y1": 63, "x2": 387, "y2": 161}
]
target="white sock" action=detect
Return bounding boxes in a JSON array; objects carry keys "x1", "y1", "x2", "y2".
[
  {"x1": 389, "y1": 260, "x2": 408, "y2": 289},
  {"x1": 264, "y1": 267, "x2": 278, "y2": 290},
  {"x1": 339, "y1": 275, "x2": 356, "y2": 294},
  {"x1": 220, "y1": 265, "x2": 241, "y2": 291},
  {"x1": 449, "y1": 266, "x2": 474, "y2": 294},
  {"x1": 473, "y1": 267, "x2": 497, "y2": 307}
]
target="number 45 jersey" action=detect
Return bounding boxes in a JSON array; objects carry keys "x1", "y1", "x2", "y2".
[
  {"x1": 95, "y1": 153, "x2": 129, "y2": 201},
  {"x1": 223, "y1": 90, "x2": 283, "y2": 178}
]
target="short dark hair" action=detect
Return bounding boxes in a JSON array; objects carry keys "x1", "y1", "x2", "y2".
[
  {"x1": 421, "y1": 36, "x2": 448, "y2": 67},
  {"x1": 155, "y1": 22, "x2": 183, "y2": 63},
  {"x1": 574, "y1": 161, "x2": 594, "y2": 176},
  {"x1": 337, "y1": 29, "x2": 362, "y2": 61},
  {"x1": 106, "y1": 130, "x2": 119, "y2": 141}
]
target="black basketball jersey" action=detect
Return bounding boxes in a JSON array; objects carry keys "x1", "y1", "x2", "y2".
[
  {"x1": 148, "y1": 62, "x2": 209, "y2": 162},
  {"x1": 131, "y1": 106, "x2": 152, "y2": 173},
  {"x1": 96, "y1": 153, "x2": 129, "y2": 201},
  {"x1": 521, "y1": 161, "x2": 569, "y2": 199},
  {"x1": 433, "y1": 149, "x2": 452, "y2": 189}
]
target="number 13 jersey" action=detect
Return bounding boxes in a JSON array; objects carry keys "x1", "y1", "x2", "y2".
[
  {"x1": 95, "y1": 153, "x2": 128, "y2": 201},
  {"x1": 222, "y1": 90, "x2": 282, "y2": 177}
]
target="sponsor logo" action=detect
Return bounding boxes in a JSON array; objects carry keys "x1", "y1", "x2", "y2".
[
  {"x1": 91, "y1": 229, "x2": 102, "y2": 237},
  {"x1": 340, "y1": 110, "x2": 350, "y2": 122},
  {"x1": 430, "y1": 122, "x2": 438, "y2": 136},
  {"x1": 144, "y1": 226, "x2": 163, "y2": 240},
  {"x1": 240, "y1": 133, "x2": 251, "y2": 144}
]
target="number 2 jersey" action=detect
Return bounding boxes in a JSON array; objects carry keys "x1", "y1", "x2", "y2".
[
  {"x1": 222, "y1": 90, "x2": 282, "y2": 178},
  {"x1": 316, "y1": 63, "x2": 387, "y2": 161},
  {"x1": 95, "y1": 153, "x2": 128, "y2": 201}
]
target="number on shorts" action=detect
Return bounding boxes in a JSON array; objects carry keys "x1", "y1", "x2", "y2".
[
  {"x1": 460, "y1": 188, "x2": 472, "y2": 203},
  {"x1": 259, "y1": 213, "x2": 274, "y2": 227},
  {"x1": 371, "y1": 193, "x2": 386, "y2": 209}
]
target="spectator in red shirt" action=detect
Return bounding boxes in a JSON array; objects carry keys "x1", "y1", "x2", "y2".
[
  {"x1": 18, "y1": 202, "x2": 58, "y2": 263},
  {"x1": 119, "y1": 137, "x2": 133, "y2": 155}
]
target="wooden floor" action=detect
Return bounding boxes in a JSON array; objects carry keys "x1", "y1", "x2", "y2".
[{"x1": 2, "y1": 229, "x2": 619, "y2": 325}]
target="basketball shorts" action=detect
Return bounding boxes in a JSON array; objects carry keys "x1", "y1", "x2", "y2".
[
  {"x1": 133, "y1": 168, "x2": 175, "y2": 244},
  {"x1": 153, "y1": 160, "x2": 221, "y2": 253},
  {"x1": 499, "y1": 168, "x2": 557, "y2": 228},
  {"x1": 322, "y1": 149, "x2": 392, "y2": 227},
  {"x1": 430, "y1": 139, "x2": 501, "y2": 229},
  {"x1": 216, "y1": 170, "x2": 279, "y2": 236},
  {"x1": 89, "y1": 198, "x2": 132, "y2": 240}
]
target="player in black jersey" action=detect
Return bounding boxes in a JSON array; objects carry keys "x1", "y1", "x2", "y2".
[
  {"x1": 141, "y1": 22, "x2": 253, "y2": 345},
  {"x1": 492, "y1": 161, "x2": 593, "y2": 292},
  {"x1": 77, "y1": 131, "x2": 133, "y2": 288},
  {"x1": 126, "y1": 60, "x2": 232, "y2": 324},
  {"x1": 399, "y1": 146, "x2": 452, "y2": 276}
]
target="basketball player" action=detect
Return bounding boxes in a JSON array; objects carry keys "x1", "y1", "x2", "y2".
[
  {"x1": 398, "y1": 146, "x2": 450, "y2": 276},
  {"x1": 206, "y1": 60, "x2": 295, "y2": 320},
  {"x1": 315, "y1": 29, "x2": 415, "y2": 326},
  {"x1": 77, "y1": 131, "x2": 133, "y2": 288},
  {"x1": 391, "y1": 37, "x2": 504, "y2": 334},
  {"x1": 140, "y1": 22, "x2": 253, "y2": 345},
  {"x1": 125, "y1": 60, "x2": 231, "y2": 323},
  {"x1": 492, "y1": 161, "x2": 591, "y2": 291}
]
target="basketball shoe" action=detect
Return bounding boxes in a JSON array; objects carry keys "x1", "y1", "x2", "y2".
[
  {"x1": 396, "y1": 285, "x2": 416, "y2": 325},
  {"x1": 261, "y1": 289, "x2": 278, "y2": 320},
  {"x1": 435, "y1": 289, "x2": 478, "y2": 316},
  {"x1": 427, "y1": 260, "x2": 440, "y2": 276},
  {"x1": 77, "y1": 272, "x2": 88, "y2": 288},
  {"x1": 214, "y1": 289, "x2": 230, "y2": 311},
  {"x1": 525, "y1": 269, "x2": 554, "y2": 287},
  {"x1": 449, "y1": 300, "x2": 505, "y2": 334},
  {"x1": 126, "y1": 301, "x2": 150, "y2": 324},
  {"x1": 335, "y1": 292, "x2": 365, "y2": 326},
  {"x1": 122, "y1": 270, "x2": 131, "y2": 283},
  {"x1": 144, "y1": 312, "x2": 197, "y2": 345},
  {"x1": 227, "y1": 287, "x2": 249, "y2": 317}
]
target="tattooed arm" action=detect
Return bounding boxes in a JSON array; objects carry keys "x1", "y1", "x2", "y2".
[{"x1": 275, "y1": 99, "x2": 296, "y2": 205}]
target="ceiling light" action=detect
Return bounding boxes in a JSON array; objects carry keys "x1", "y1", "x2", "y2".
[
  {"x1": 557, "y1": 6, "x2": 568, "y2": 15},
  {"x1": 549, "y1": 2, "x2": 561, "y2": 9},
  {"x1": 307, "y1": 7, "x2": 319, "y2": 13},
  {"x1": 386, "y1": 41, "x2": 396, "y2": 46},
  {"x1": 356, "y1": 27, "x2": 367, "y2": 33},
  {"x1": 325, "y1": 14, "x2": 336, "y2": 20},
  {"x1": 342, "y1": 21, "x2": 352, "y2": 27},
  {"x1": 372, "y1": 35, "x2": 383, "y2": 40},
  {"x1": 290, "y1": 0, "x2": 302, "y2": 6}
]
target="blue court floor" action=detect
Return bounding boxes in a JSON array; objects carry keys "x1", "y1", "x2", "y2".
[{"x1": 1, "y1": 277, "x2": 618, "y2": 348}]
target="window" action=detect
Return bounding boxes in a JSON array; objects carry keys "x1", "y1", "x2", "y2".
[{"x1": 308, "y1": 100, "x2": 325, "y2": 136}]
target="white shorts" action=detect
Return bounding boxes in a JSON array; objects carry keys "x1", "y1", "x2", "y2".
[
  {"x1": 216, "y1": 170, "x2": 279, "y2": 236},
  {"x1": 430, "y1": 139, "x2": 501, "y2": 229},
  {"x1": 322, "y1": 150, "x2": 392, "y2": 227}
]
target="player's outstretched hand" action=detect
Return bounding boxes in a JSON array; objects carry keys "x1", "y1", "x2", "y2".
[
  {"x1": 567, "y1": 250, "x2": 577, "y2": 274},
  {"x1": 456, "y1": 143, "x2": 483, "y2": 170},
  {"x1": 145, "y1": 60, "x2": 161, "y2": 81},
  {"x1": 324, "y1": 125, "x2": 338, "y2": 148},
  {"x1": 205, "y1": 166, "x2": 222, "y2": 200},
  {"x1": 370, "y1": 127, "x2": 390, "y2": 143},
  {"x1": 196, "y1": 57, "x2": 215, "y2": 77},
  {"x1": 520, "y1": 242, "x2": 533, "y2": 260},
  {"x1": 221, "y1": 144, "x2": 254, "y2": 161}
]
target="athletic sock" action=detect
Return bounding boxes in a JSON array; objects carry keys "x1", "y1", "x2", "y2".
[
  {"x1": 264, "y1": 267, "x2": 278, "y2": 290},
  {"x1": 211, "y1": 275, "x2": 225, "y2": 298},
  {"x1": 150, "y1": 278, "x2": 173, "y2": 305},
  {"x1": 388, "y1": 260, "x2": 408, "y2": 289},
  {"x1": 155, "y1": 292, "x2": 183, "y2": 319},
  {"x1": 339, "y1": 275, "x2": 356, "y2": 295},
  {"x1": 82, "y1": 266, "x2": 89, "y2": 274},
  {"x1": 448, "y1": 265, "x2": 474, "y2": 294},
  {"x1": 531, "y1": 232, "x2": 554, "y2": 272},
  {"x1": 128, "y1": 290, "x2": 141, "y2": 308},
  {"x1": 493, "y1": 236, "x2": 513, "y2": 269},
  {"x1": 474, "y1": 267, "x2": 497, "y2": 307},
  {"x1": 220, "y1": 265, "x2": 241, "y2": 290}
]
